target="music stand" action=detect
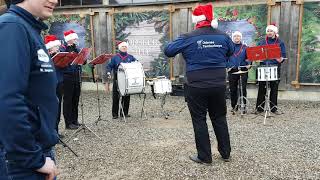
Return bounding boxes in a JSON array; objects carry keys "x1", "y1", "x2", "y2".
[
  {"x1": 247, "y1": 44, "x2": 282, "y2": 124},
  {"x1": 52, "y1": 52, "x2": 78, "y2": 68},
  {"x1": 88, "y1": 53, "x2": 114, "y2": 125},
  {"x1": 67, "y1": 48, "x2": 102, "y2": 142}
]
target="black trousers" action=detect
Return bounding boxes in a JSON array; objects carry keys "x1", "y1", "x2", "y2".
[
  {"x1": 63, "y1": 75, "x2": 81, "y2": 126},
  {"x1": 256, "y1": 80, "x2": 279, "y2": 112},
  {"x1": 228, "y1": 72, "x2": 248, "y2": 109},
  {"x1": 186, "y1": 85, "x2": 231, "y2": 162},
  {"x1": 112, "y1": 80, "x2": 130, "y2": 117},
  {"x1": 56, "y1": 82, "x2": 63, "y2": 133}
]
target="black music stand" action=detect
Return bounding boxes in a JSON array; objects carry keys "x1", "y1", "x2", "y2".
[
  {"x1": 88, "y1": 53, "x2": 114, "y2": 125},
  {"x1": 67, "y1": 48, "x2": 102, "y2": 142}
]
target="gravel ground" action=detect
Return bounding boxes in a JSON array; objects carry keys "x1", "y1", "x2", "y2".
[{"x1": 56, "y1": 91, "x2": 320, "y2": 180}]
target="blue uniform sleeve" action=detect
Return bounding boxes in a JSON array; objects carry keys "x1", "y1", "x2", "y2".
[
  {"x1": 0, "y1": 23, "x2": 45, "y2": 169},
  {"x1": 106, "y1": 56, "x2": 115, "y2": 73},
  {"x1": 164, "y1": 36, "x2": 189, "y2": 57},
  {"x1": 280, "y1": 41, "x2": 286, "y2": 59},
  {"x1": 226, "y1": 36, "x2": 235, "y2": 57}
]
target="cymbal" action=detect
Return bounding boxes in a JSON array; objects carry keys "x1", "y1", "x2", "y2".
[{"x1": 232, "y1": 70, "x2": 248, "y2": 74}]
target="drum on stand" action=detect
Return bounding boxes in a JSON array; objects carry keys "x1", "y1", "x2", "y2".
[
  {"x1": 153, "y1": 77, "x2": 172, "y2": 94},
  {"x1": 117, "y1": 62, "x2": 145, "y2": 96},
  {"x1": 257, "y1": 65, "x2": 278, "y2": 81}
]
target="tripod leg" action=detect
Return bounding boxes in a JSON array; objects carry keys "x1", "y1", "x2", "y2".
[
  {"x1": 141, "y1": 93, "x2": 147, "y2": 119},
  {"x1": 58, "y1": 138, "x2": 79, "y2": 157},
  {"x1": 119, "y1": 96, "x2": 126, "y2": 122}
]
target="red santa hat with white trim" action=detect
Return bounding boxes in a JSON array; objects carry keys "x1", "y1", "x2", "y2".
[
  {"x1": 44, "y1": 35, "x2": 61, "y2": 50},
  {"x1": 64, "y1": 29, "x2": 79, "y2": 42},
  {"x1": 266, "y1": 23, "x2": 278, "y2": 35},
  {"x1": 191, "y1": 3, "x2": 218, "y2": 28},
  {"x1": 117, "y1": 41, "x2": 128, "y2": 49}
]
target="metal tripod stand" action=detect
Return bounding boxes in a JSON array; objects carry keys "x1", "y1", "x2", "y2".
[
  {"x1": 66, "y1": 67, "x2": 101, "y2": 142},
  {"x1": 234, "y1": 71, "x2": 250, "y2": 117}
]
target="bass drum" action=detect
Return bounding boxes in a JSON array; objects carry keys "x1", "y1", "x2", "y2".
[{"x1": 117, "y1": 62, "x2": 145, "y2": 96}]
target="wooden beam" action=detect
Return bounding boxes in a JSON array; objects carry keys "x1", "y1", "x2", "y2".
[{"x1": 293, "y1": 2, "x2": 304, "y2": 88}]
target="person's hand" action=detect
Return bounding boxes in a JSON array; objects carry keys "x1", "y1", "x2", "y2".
[
  {"x1": 36, "y1": 157, "x2": 58, "y2": 180},
  {"x1": 106, "y1": 72, "x2": 111, "y2": 79},
  {"x1": 246, "y1": 65, "x2": 252, "y2": 69}
]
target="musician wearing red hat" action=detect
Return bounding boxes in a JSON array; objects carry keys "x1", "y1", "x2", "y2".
[
  {"x1": 0, "y1": 0, "x2": 59, "y2": 179},
  {"x1": 44, "y1": 35, "x2": 64, "y2": 138},
  {"x1": 60, "y1": 29, "x2": 82, "y2": 130},
  {"x1": 255, "y1": 24, "x2": 286, "y2": 115},
  {"x1": 165, "y1": 3, "x2": 234, "y2": 164},
  {"x1": 105, "y1": 41, "x2": 137, "y2": 119},
  {"x1": 227, "y1": 31, "x2": 251, "y2": 114}
]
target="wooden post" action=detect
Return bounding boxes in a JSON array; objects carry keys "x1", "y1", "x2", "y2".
[
  {"x1": 169, "y1": 5, "x2": 175, "y2": 80},
  {"x1": 292, "y1": 1, "x2": 304, "y2": 89}
]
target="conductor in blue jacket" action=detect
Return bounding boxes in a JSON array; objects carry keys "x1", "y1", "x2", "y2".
[
  {"x1": 105, "y1": 41, "x2": 137, "y2": 119},
  {"x1": 255, "y1": 24, "x2": 286, "y2": 115},
  {"x1": 0, "y1": 0, "x2": 59, "y2": 179},
  {"x1": 164, "y1": 3, "x2": 234, "y2": 164}
]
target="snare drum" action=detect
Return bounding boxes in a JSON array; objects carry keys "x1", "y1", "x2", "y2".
[
  {"x1": 117, "y1": 62, "x2": 145, "y2": 96},
  {"x1": 153, "y1": 78, "x2": 172, "y2": 94},
  {"x1": 257, "y1": 66, "x2": 278, "y2": 81}
]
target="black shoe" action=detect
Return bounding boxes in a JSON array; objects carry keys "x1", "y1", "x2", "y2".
[
  {"x1": 120, "y1": 114, "x2": 131, "y2": 118},
  {"x1": 189, "y1": 155, "x2": 212, "y2": 165},
  {"x1": 66, "y1": 124, "x2": 78, "y2": 130},
  {"x1": 222, "y1": 157, "x2": 230, "y2": 162},
  {"x1": 272, "y1": 111, "x2": 282, "y2": 115},
  {"x1": 253, "y1": 110, "x2": 263, "y2": 114}
]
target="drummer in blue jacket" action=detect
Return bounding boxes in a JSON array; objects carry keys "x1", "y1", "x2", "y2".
[
  {"x1": 227, "y1": 31, "x2": 251, "y2": 114},
  {"x1": 0, "y1": 0, "x2": 59, "y2": 179},
  {"x1": 105, "y1": 41, "x2": 136, "y2": 119},
  {"x1": 255, "y1": 24, "x2": 286, "y2": 115},
  {"x1": 164, "y1": 3, "x2": 234, "y2": 164}
]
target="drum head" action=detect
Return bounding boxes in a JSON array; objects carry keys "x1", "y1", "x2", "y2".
[{"x1": 117, "y1": 65, "x2": 127, "y2": 96}]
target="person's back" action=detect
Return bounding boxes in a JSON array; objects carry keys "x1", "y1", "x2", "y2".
[
  {"x1": 164, "y1": 3, "x2": 233, "y2": 164},
  {"x1": 0, "y1": 0, "x2": 59, "y2": 179},
  {"x1": 165, "y1": 26, "x2": 233, "y2": 88}
]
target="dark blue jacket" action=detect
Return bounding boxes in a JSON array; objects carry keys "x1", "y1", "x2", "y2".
[
  {"x1": 164, "y1": 27, "x2": 234, "y2": 88},
  {"x1": 258, "y1": 37, "x2": 286, "y2": 65},
  {"x1": 164, "y1": 27, "x2": 234, "y2": 72},
  {"x1": 0, "y1": 5, "x2": 59, "y2": 170},
  {"x1": 106, "y1": 52, "x2": 137, "y2": 75},
  {"x1": 227, "y1": 43, "x2": 250, "y2": 68}
]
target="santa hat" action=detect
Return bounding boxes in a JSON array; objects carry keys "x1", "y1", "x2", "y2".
[
  {"x1": 266, "y1": 23, "x2": 278, "y2": 34},
  {"x1": 192, "y1": 3, "x2": 218, "y2": 28},
  {"x1": 117, "y1": 41, "x2": 128, "y2": 49},
  {"x1": 44, "y1": 35, "x2": 61, "y2": 50},
  {"x1": 232, "y1": 31, "x2": 242, "y2": 40},
  {"x1": 64, "y1": 30, "x2": 78, "y2": 42}
]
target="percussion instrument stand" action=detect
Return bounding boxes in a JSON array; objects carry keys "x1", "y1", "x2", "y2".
[
  {"x1": 66, "y1": 67, "x2": 101, "y2": 142},
  {"x1": 160, "y1": 93, "x2": 169, "y2": 119},
  {"x1": 256, "y1": 67, "x2": 280, "y2": 125},
  {"x1": 235, "y1": 73, "x2": 250, "y2": 117},
  {"x1": 140, "y1": 93, "x2": 147, "y2": 120},
  {"x1": 119, "y1": 93, "x2": 147, "y2": 122}
]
